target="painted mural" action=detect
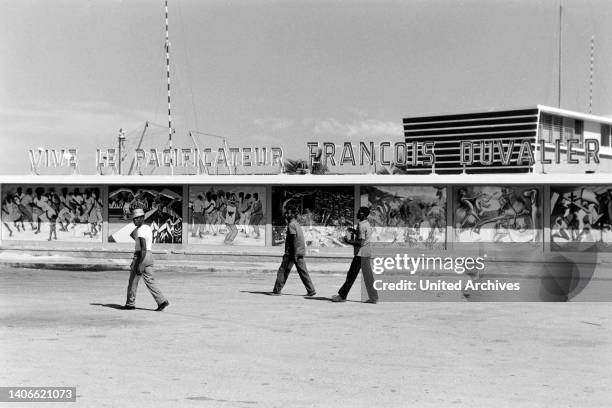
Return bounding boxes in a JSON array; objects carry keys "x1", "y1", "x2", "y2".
[
  {"x1": 453, "y1": 186, "x2": 541, "y2": 244},
  {"x1": 108, "y1": 185, "x2": 182, "y2": 244},
  {"x1": 551, "y1": 186, "x2": 612, "y2": 251},
  {"x1": 272, "y1": 186, "x2": 354, "y2": 248},
  {"x1": 360, "y1": 186, "x2": 446, "y2": 249},
  {"x1": 188, "y1": 186, "x2": 266, "y2": 246},
  {"x1": 1, "y1": 185, "x2": 103, "y2": 242}
]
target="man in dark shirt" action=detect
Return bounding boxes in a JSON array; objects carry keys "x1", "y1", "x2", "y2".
[
  {"x1": 272, "y1": 207, "x2": 316, "y2": 296},
  {"x1": 332, "y1": 206, "x2": 379, "y2": 303}
]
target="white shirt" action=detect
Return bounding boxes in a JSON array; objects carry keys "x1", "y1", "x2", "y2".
[{"x1": 135, "y1": 224, "x2": 153, "y2": 251}]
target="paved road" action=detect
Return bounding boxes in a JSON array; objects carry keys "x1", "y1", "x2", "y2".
[{"x1": 1, "y1": 267, "x2": 611, "y2": 407}]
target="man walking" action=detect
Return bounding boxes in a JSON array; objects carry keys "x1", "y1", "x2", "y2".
[
  {"x1": 272, "y1": 207, "x2": 316, "y2": 296},
  {"x1": 331, "y1": 206, "x2": 378, "y2": 303},
  {"x1": 124, "y1": 208, "x2": 169, "y2": 311}
]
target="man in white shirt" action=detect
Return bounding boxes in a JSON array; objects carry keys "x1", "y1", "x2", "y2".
[{"x1": 124, "y1": 208, "x2": 169, "y2": 311}]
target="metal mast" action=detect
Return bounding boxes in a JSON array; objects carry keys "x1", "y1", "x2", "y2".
[
  {"x1": 557, "y1": 3, "x2": 562, "y2": 108},
  {"x1": 164, "y1": 0, "x2": 174, "y2": 174},
  {"x1": 588, "y1": 35, "x2": 595, "y2": 114}
]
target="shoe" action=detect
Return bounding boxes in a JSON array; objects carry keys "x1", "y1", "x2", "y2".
[
  {"x1": 123, "y1": 305, "x2": 135, "y2": 310},
  {"x1": 156, "y1": 301, "x2": 169, "y2": 311},
  {"x1": 306, "y1": 291, "x2": 317, "y2": 297},
  {"x1": 269, "y1": 291, "x2": 281, "y2": 296},
  {"x1": 331, "y1": 294, "x2": 346, "y2": 303},
  {"x1": 364, "y1": 298, "x2": 378, "y2": 304}
]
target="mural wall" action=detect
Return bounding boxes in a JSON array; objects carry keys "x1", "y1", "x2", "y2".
[
  {"x1": 1, "y1": 185, "x2": 103, "y2": 242},
  {"x1": 108, "y1": 185, "x2": 182, "y2": 244},
  {"x1": 360, "y1": 186, "x2": 446, "y2": 249},
  {"x1": 188, "y1": 186, "x2": 266, "y2": 246},
  {"x1": 551, "y1": 186, "x2": 612, "y2": 251},
  {"x1": 272, "y1": 186, "x2": 354, "y2": 248},
  {"x1": 453, "y1": 186, "x2": 541, "y2": 245}
]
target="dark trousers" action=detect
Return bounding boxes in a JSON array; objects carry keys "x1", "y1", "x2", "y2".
[
  {"x1": 338, "y1": 256, "x2": 378, "y2": 301},
  {"x1": 273, "y1": 254, "x2": 316, "y2": 294}
]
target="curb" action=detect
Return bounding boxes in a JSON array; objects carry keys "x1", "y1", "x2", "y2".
[{"x1": 2, "y1": 260, "x2": 612, "y2": 281}]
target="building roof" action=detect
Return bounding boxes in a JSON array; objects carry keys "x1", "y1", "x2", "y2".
[
  {"x1": 1, "y1": 173, "x2": 610, "y2": 185},
  {"x1": 402, "y1": 105, "x2": 612, "y2": 126}
]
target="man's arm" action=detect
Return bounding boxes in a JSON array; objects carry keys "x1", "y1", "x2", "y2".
[
  {"x1": 344, "y1": 227, "x2": 362, "y2": 247},
  {"x1": 285, "y1": 232, "x2": 296, "y2": 254},
  {"x1": 292, "y1": 232, "x2": 301, "y2": 255}
]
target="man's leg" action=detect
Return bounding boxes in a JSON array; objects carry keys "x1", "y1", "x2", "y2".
[
  {"x1": 360, "y1": 257, "x2": 379, "y2": 302},
  {"x1": 273, "y1": 254, "x2": 294, "y2": 294},
  {"x1": 228, "y1": 224, "x2": 238, "y2": 242},
  {"x1": 294, "y1": 256, "x2": 316, "y2": 295},
  {"x1": 141, "y1": 266, "x2": 168, "y2": 306},
  {"x1": 338, "y1": 256, "x2": 362, "y2": 299},
  {"x1": 251, "y1": 214, "x2": 261, "y2": 236},
  {"x1": 125, "y1": 268, "x2": 140, "y2": 307}
]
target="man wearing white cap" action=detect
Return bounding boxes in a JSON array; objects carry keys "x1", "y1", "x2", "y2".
[{"x1": 124, "y1": 208, "x2": 169, "y2": 311}]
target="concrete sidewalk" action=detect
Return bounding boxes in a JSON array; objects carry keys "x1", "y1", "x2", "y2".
[{"x1": 0, "y1": 250, "x2": 349, "y2": 274}]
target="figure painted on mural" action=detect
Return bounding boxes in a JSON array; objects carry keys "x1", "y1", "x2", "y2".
[
  {"x1": 46, "y1": 193, "x2": 58, "y2": 241},
  {"x1": 271, "y1": 206, "x2": 316, "y2": 297},
  {"x1": 18, "y1": 187, "x2": 34, "y2": 230},
  {"x1": 84, "y1": 189, "x2": 103, "y2": 238},
  {"x1": 237, "y1": 192, "x2": 252, "y2": 236},
  {"x1": 242, "y1": 193, "x2": 253, "y2": 238},
  {"x1": 492, "y1": 220, "x2": 509, "y2": 243},
  {"x1": 204, "y1": 192, "x2": 216, "y2": 235},
  {"x1": 2, "y1": 195, "x2": 23, "y2": 237},
  {"x1": 552, "y1": 216, "x2": 570, "y2": 242},
  {"x1": 388, "y1": 195, "x2": 401, "y2": 226},
  {"x1": 191, "y1": 194, "x2": 205, "y2": 238},
  {"x1": 57, "y1": 188, "x2": 71, "y2": 231},
  {"x1": 457, "y1": 188, "x2": 484, "y2": 228},
  {"x1": 427, "y1": 189, "x2": 446, "y2": 233},
  {"x1": 31, "y1": 187, "x2": 51, "y2": 234},
  {"x1": 72, "y1": 188, "x2": 85, "y2": 209},
  {"x1": 250, "y1": 192, "x2": 263, "y2": 239},
  {"x1": 211, "y1": 193, "x2": 222, "y2": 235},
  {"x1": 224, "y1": 193, "x2": 238, "y2": 244}
]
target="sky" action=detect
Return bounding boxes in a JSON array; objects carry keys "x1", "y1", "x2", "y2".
[{"x1": 1, "y1": 0, "x2": 612, "y2": 175}]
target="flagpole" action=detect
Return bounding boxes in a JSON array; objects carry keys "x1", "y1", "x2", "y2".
[{"x1": 165, "y1": 0, "x2": 173, "y2": 175}]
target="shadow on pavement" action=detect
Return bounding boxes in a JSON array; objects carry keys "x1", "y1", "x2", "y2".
[
  {"x1": 304, "y1": 296, "x2": 362, "y2": 303},
  {"x1": 90, "y1": 303, "x2": 156, "y2": 311},
  {"x1": 240, "y1": 291, "x2": 363, "y2": 303},
  {"x1": 240, "y1": 290, "x2": 308, "y2": 298}
]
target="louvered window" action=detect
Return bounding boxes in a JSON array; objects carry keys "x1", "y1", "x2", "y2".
[
  {"x1": 602, "y1": 124, "x2": 612, "y2": 148},
  {"x1": 540, "y1": 114, "x2": 583, "y2": 146}
]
